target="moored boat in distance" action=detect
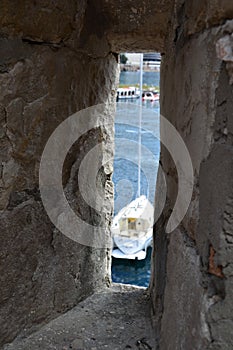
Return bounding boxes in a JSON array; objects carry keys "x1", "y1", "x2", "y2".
[
  {"x1": 142, "y1": 91, "x2": 160, "y2": 102},
  {"x1": 111, "y1": 195, "x2": 154, "y2": 260},
  {"x1": 117, "y1": 86, "x2": 140, "y2": 100}
]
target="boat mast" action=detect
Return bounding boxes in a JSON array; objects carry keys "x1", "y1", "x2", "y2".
[{"x1": 138, "y1": 53, "x2": 143, "y2": 198}]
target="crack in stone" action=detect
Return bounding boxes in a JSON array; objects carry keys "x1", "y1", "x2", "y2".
[{"x1": 22, "y1": 38, "x2": 65, "y2": 48}]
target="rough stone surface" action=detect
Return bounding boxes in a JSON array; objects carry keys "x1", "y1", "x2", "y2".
[
  {"x1": 160, "y1": 230, "x2": 210, "y2": 350},
  {"x1": 150, "y1": 4, "x2": 233, "y2": 349},
  {"x1": 0, "y1": 37, "x2": 118, "y2": 346},
  {"x1": 1, "y1": 1, "x2": 233, "y2": 349},
  {"x1": 0, "y1": 1, "x2": 87, "y2": 43},
  {"x1": 0, "y1": 1, "x2": 175, "y2": 347},
  {"x1": 0, "y1": 0, "x2": 174, "y2": 55},
  {"x1": 3, "y1": 285, "x2": 156, "y2": 350}
]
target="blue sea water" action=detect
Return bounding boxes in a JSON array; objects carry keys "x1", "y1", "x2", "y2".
[
  {"x1": 111, "y1": 71, "x2": 160, "y2": 287},
  {"x1": 112, "y1": 247, "x2": 153, "y2": 286},
  {"x1": 120, "y1": 71, "x2": 160, "y2": 87}
]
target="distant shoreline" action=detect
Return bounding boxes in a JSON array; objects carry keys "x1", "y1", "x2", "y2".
[
  {"x1": 118, "y1": 84, "x2": 160, "y2": 91},
  {"x1": 120, "y1": 64, "x2": 160, "y2": 73}
]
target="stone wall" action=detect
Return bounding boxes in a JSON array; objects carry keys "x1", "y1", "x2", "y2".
[
  {"x1": 1, "y1": 1, "x2": 233, "y2": 349},
  {"x1": 0, "y1": 27, "x2": 118, "y2": 348},
  {"x1": 151, "y1": 2, "x2": 233, "y2": 349},
  {"x1": 0, "y1": 0, "x2": 174, "y2": 346}
]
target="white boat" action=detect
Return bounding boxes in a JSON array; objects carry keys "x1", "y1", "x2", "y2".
[
  {"x1": 111, "y1": 248, "x2": 147, "y2": 261},
  {"x1": 111, "y1": 195, "x2": 154, "y2": 259},
  {"x1": 117, "y1": 86, "x2": 140, "y2": 100},
  {"x1": 142, "y1": 91, "x2": 160, "y2": 102}
]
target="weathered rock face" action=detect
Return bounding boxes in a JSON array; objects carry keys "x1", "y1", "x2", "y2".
[
  {"x1": 151, "y1": 3, "x2": 233, "y2": 349},
  {"x1": 0, "y1": 36, "x2": 118, "y2": 345},
  {"x1": 0, "y1": 1, "x2": 87, "y2": 43},
  {"x1": 0, "y1": 0, "x2": 173, "y2": 56}
]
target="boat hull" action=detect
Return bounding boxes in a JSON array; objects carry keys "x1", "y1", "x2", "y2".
[
  {"x1": 113, "y1": 231, "x2": 152, "y2": 255},
  {"x1": 112, "y1": 248, "x2": 147, "y2": 260}
]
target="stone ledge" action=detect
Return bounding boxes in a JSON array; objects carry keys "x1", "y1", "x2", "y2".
[{"x1": 3, "y1": 284, "x2": 156, "y2": 350}]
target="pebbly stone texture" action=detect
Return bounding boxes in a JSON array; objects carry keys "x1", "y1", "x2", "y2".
[{"x1": 3, "y1": 285, "x2": 156, "y2": 350}]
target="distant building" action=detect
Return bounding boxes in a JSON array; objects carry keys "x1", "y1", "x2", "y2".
[
  {"x1": 143, "y1": 53, "x2": 161, "y2": 69},
  {"x1": 122, "y1": 52, "x2": 161, "y2": 71},
  {"x1": 143, "y1": 53, "x2": 161, "y2": 62},
  {"x1": 125, "y1": 53, "x2": 141, "y2": 65}
]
